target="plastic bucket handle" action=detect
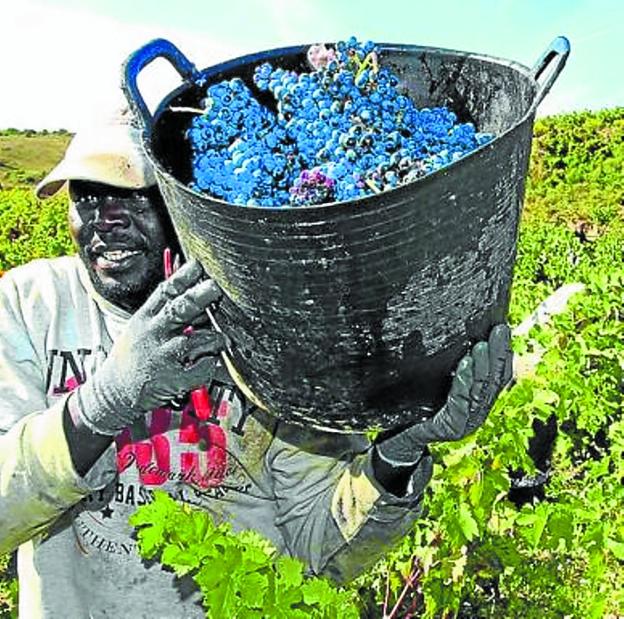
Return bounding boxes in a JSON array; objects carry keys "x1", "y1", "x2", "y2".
[
  {"x1": 530, "y1": 36, "x2": 571, "y2": 110},
  {"x1": 122, "y1": 38, "x2": 199, "y2": 131}
]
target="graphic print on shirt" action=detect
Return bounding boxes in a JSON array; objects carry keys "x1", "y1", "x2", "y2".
[
  {"x1": 45, "y1": 348, "x2": 266, "y2": 556},
  {"x1": 76, "y1": 389, "x2": 261, "y2": 555},
  {"x1": 45, "y1": 347, "x2": 103, "y2": 394},
  {"x1": 45, "y1": 348, "x2": 257, "y2": 483}
]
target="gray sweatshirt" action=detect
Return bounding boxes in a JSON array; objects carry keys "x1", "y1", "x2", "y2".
[{"x1": 0, "y1": 256, "x2": 425, "y2": 618}]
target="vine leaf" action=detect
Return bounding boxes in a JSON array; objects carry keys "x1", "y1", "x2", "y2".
[{"x1": 457, "y1": 503, "x2": 479, "y2": 542}]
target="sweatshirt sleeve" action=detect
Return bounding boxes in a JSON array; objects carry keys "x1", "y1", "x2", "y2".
[
  {"x1": 265, "y1": 422, "x2": 427, "y2": 583},
  {"x1": 0, "y1": 272, "x2": 116, "y2": 555}
]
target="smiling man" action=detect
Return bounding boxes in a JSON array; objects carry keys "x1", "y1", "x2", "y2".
[
  {"x1": 37, "y1": 112, "x2": 178, "y2": 313},
  {"x1": 0, "y1": 108, "x2": 512, "y2": 618},
  {"x1": 0, "y1": 110, "x2": 234, "y2": 616},
  {"x1": 68, "y1": 180, "x2": 173, "y2": 312}
]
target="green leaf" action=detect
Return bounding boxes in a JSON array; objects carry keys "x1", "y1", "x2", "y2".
[
  {"x1": 196, "y1": 564, "x2": 237, "y2": 618},
  {"x1": 546, "y1": 510, "x2": 574, "y2": 549},
  {"x1": 134, "y1": 524, "x2": 165, "y2": 559},
  {"x1": 333, "y1": 592, "x2": 360, "y2": 619},
  {"x1": 516, "y1": 504, "x2": 551, "y2": 549},
  {"x1": 276, "y1": 556, "x2": 304, "y2": 590},
  {"x1": 457, "y1": 502, "x2": 479, "y2": 542},
  {"x1": 468, "y1": 478, "x2": 483, "y2": 508},
  {"x1": 588, "y1": 594, "x2": 607, "y2": 619},
  {"x1": 531, "y1": 387, "x2": 560, "y2": 412},
  {"x1": 606, "y1": 538, "x2": 624, "y2": 561},
  {"x1": 301, "y1": 578, "x2": 333, "y2": 608},
  {"x1": 128, "y1": 489, "x2": 177, "y2": 527},
  {"x1": 238, "y1": 572, "x2": 268, "y2": 609},
  {"x1": 237, "y1": 529, "x2": 276, "y2": 569},
  {"x1": 160, "y1": 545, "x2": 200, "y2": 576},
  {"x1": 583, "y1": 521, "x2": 606, "y2": 550}
]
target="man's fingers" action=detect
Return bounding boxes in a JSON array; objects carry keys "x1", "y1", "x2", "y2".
[
  {"x1": 471, "y1": 341, "x2": 489, "y2": 383},
  {"x1": 392, "y1": 360, "x2": 472, "y2": 448},
  {"x1": 489, "y1": 324, "x2": 511, "y2": 365},
  {"x1": 143, "y1": 259, "x2": 205, "y2": 316},
  {"x1": 181, "y1": 348, "x2": 225, "y2": 387},
  {"x1": 489, "y1": 324, "x2": 513, "y2": 388},
  {"x1": 468, "y1": 340, "x2": 490, "y2": 406},
  {"x1": 160, "y1": 330, "x2": 225, "y2": 384},
  {"x1": 439, "y1": 366, "x2": 472, "y2": 440},
  {"x1": 471, "y1": 324, "x2": 512, "y2": 405},
  {"x1": 464, "y1": 324, "x2": 512, "y2": 435},
  {"x1": 184, "y1": 330, "x2": 227, "y2": 362},
  {"x1": 168, "y1": 258, "x2": 204, "y2": 288},
  {"x1": 502, "y1": 348, "x2": 514, "y2": 386},
  {"x1": 158, "y1": 279, "x2": 222, "y2": 329},
  {"x1": 376, "y1": 325, "x2": 514, "y2": 462},
  {"x1": 166, "y1": 329, "x2": 225, "y2": 362},
  {"x1": 454, "y1": 355, "x2": 473, "y2": 398},
  {"x1": 188, "y1": 311, "x2": 214, "y2": 329}
]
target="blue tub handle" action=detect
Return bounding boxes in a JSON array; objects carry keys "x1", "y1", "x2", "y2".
[
  {"x1": 122, "y1": 38, "x2": 199, "y2": 129},
  {"x1": 530, "y1": 36, "x2": 570, "y2": 109}
]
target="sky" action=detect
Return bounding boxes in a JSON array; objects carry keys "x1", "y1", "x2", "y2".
[{"x1": 1, "y1": 0, "x2": 622, "y2": 130}]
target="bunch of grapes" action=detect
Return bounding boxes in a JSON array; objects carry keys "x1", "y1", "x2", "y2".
[
  {"x1": 289, "y1": 168, "x2": 336, "y2": 206},
  {"x1": 186, "y1": 36, "x2": 493, "y2": 207}
]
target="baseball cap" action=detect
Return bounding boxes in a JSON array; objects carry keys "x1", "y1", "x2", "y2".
[{"x1": 35, "y1": 108, "x2": 157, "y2": 199}]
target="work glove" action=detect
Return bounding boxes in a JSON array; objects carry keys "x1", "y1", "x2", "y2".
[
  {"x1": 373, "y1": 324, "x2": 513, "y2": 493},
  {"x1": 73, "y1": 259, "x2": 226, "y2": 435}
]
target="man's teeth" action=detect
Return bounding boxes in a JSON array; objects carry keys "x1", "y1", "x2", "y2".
[{"x1": 100, "y1": 250, "x2": 141, "y2": 261}]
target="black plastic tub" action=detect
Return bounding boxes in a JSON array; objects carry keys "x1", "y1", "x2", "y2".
[{"x1": 123, "y1": 37, "x2": 569, "y2": 432}]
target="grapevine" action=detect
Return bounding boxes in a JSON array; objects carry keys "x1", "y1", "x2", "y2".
[{"x1": 129, "y1": 490, "x2": 359, "y2": 619}]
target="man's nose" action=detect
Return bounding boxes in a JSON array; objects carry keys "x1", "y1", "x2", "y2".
[{"x1": 93, "y1": 201, "x2": 131, "y2": 233}]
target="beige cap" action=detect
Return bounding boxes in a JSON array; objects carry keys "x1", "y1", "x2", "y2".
[{"x1": 36, "y1": 108, "x2": 157, "y2": 199}]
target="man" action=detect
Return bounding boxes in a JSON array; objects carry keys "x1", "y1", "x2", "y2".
[{"x1": 0, "y1": 109, "x2": 512, "y2": 618}]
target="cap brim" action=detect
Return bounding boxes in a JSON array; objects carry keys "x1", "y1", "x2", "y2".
[
  {"x1": 35, "y1": 153, "x2": 157, "y2": 199},
  {"x1": 35, "y1": 116, "x2": 157, "y2": 199},
  {"x1": 35, "y1": 176, "x2": 67, "y2": 199}
]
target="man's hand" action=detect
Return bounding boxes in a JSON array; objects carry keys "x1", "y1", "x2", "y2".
[
  {"x1": 373, "y1": 325, "x2": 513, "y2": 493},
  {"x1": 73, "y1": 259, "x2": 226, "y2": 435}
]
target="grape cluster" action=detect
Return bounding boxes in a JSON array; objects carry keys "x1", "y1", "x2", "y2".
[
  {"x1": 186, "y1": 36, "x2": 493, "y2": 207},
  {"x1": 289, "y1": 168, "x2": 336, "y2": 206}
]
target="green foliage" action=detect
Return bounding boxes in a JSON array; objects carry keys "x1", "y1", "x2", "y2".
[
  {"x1": 509, "y1": 219, "x2": 624, "y2": 325},
  {"x1": 0, "y1": 555, "x2": 17, "y2": 619},
  {"x1": 509, "y1": 107, "x2": 624, "y2": 327},
  {"x1": 527, "y1": 107, "x2": 624, "y2": 197},
  {"x1": 0, "y1": 188, "x2": 74, "y2": 273},
  {"x1": 524, "y1": 107, "x2": 624, "y2": 226},
  {"x1": 130, "y1": 490, "x2": 359, "y2": 619},
  {"x1": 0, "y1": 129, "x2": 70, "y2": 137}
]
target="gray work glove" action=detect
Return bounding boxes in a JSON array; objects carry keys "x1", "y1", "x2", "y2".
[
  {"x1": 74, "y1": 259, "x2": 226, "y2": 436},
  {"x1": 374, "y1": 324, "x2": 513, "y2": 487}
]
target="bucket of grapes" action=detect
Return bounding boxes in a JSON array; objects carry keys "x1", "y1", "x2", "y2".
[{"x1": 122, "y1": 36, "x2": 569, "y2": 432}]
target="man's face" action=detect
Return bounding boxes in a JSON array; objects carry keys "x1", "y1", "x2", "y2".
[{"x1": 68, "y1": 180, "x2": 178, "y2": 313}]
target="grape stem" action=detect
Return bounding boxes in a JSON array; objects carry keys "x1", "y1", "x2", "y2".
[
  {"x1": 383, "y1": 557, "x2": 423, "y2": 618},
  {"x1": 169, "y1": 106, "x2": 207, "y2": 115},
  {"x1": 365, "y1": 179, "x2": 382, "y2": 194},
  {"x1": 355, "y1": 52, "x2": 380, "y2": 80}
]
